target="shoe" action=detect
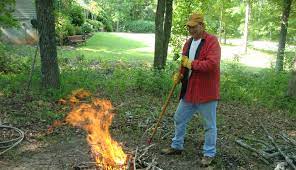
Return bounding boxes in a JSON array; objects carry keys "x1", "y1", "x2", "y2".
[
  {"x1": 160, "y1": 147, "x2": 182, "y2": 155},
  {"x1": 200, "y1": 156, "x2": 214, "y2": 167}
]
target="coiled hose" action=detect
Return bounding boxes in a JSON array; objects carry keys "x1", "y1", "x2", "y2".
[{"x1": 0, "y1": 124, "x2": 24, "y2": 155}]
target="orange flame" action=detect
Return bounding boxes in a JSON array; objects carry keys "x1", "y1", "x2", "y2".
[{"x1": 65, "y1": 90, "x2": 127, "y2": 169}]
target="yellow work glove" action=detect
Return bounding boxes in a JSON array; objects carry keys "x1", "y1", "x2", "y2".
[
  {"x1": 181, "y1": 56, "x2": 192, "y2": 69},
  {"x1": 173, "y1": 72, "x2": 183, "y2": 85}
]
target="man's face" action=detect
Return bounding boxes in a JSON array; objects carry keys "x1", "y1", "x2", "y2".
[{"x1": 187, "y1": 23, "x2": 204, "y2": 38}]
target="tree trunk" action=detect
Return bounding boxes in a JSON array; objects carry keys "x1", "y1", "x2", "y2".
[
  {"x1": 287, "y1": 58, "x2": 296, "y2": 97},
  {"x1": 154, "y1": 0, "x2": 165, "y2": 69},
  {"x1": 36, "y1": 0, "x2": 60, "y2": 88},
  {"x1": 275, "y1": 0, "x2": 292, "y2": 72},
  {"x1": 243, "y1": 0, "x2": 250, "y2": 54},
  {"x1": 224, "y1": 27, "x2": 227, "y2": 44},
  {"x1": 162, "y1": 0, "x2": 173, "y2": 65},
  {"x1": 287, "y1": 72, "x2": 296, "y2": 98},
  {"x1": 154, "y1": 0, "x2": 173, "y2": 69}
]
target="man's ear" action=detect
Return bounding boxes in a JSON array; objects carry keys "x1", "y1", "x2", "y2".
[{"x1": 200, "y1": 22, "x2": 206, "y2": 30}]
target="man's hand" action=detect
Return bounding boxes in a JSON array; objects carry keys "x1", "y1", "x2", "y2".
[
  {"x1": 173, "y1": 72, "x2": 183, "y2": 85},
  {"x1": 181, "y1": 56, "x2": 192, "y2": 69}
]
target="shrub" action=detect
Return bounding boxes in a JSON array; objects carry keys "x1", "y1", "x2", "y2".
[
  {"x1": 0, "y1": 0, "x2": 19, "y2": 28},
  {"x1": 284, "y1": 51, "x2": 296, "y2": 71},
  {"x1": 125, "y1": 20, "x2": 155, "y2": 33},
  {"x1": 104, "y1": 22, "x2": 113, "y2": 32},
  {"x1": 86, "y1": 19, "x2": 103, "y2": 31},
  {"x1": 74, "y1": 26, "x2": 82, "y2": 35},
  {"x1": 69, "y1": 5, "x2": 85, "y2": 26},
  {"x1": 221, "y1": 62, "x2": 296, "y2": 114},
  {"x1": 97, "y1": 13, "x2": 113, "y2": 32},
  {"x1": 0, "y1": 43, "x2": 30, "y2": 74},
  {"x1": 81, "y1": 23, "x2": 93, "y2": 34},
  {"x1": 55, "y1": 13, "x2": 75, "y2": 40}
]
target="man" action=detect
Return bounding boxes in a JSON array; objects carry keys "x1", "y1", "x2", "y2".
[{"x1": 161, "y1": 12, "x2": 221, "y2": 167}]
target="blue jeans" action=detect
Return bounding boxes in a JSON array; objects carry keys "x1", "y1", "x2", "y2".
[{"x1": 171, "y1": 99, "x2": 218, "y2": 157}]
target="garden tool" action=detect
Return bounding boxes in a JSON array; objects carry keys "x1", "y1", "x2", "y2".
[{"x1": 147, "y1": 54, "x2": 182, "y2": 145}]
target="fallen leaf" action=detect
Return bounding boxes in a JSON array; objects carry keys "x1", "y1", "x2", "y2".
[{"x1": 57, "y1": 99, "x2": 67, "y2": 105}]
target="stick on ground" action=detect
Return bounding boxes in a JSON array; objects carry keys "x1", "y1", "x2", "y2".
[
  {"x1": 260, "y1": 122, "x2": 296, "y2": 170},
  {"x1": 235, "y1": 139, "x2": 270, "y2": 164}
]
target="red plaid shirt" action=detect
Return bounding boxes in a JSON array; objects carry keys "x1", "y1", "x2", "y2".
[{"x1": 179, "y1": 32, "x2": 221, "y2": 103}]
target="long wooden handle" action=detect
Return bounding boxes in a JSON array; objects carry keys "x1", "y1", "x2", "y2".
[{"x1": 147, "y1": 82, "x2": 178, "y2": 144}]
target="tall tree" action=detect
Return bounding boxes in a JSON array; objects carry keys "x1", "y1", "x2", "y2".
[
  {"x1": 36, "y1": 0, "x2": 60, "y2": 88},
  {"x1": 275, "y1": 0, "x2": 293, "y2": 72},
  {"x1": 154, "y1": 0, "x2": 173, "y2": 69},
  {"x1": 243, "y1": 0, "x2": 251, "y2": 54}
]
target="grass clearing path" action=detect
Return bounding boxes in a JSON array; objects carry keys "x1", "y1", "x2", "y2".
[
  {"x1": 60, "y1": 32, "x2": 155, "y2": 64},
  {"x1": 60, "y1": 32, "x2": 280, "y2": 69}
]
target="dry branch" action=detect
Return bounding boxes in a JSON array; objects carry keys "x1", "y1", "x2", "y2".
[
  {"x1": 134, "y1": 147, "x2": 138, "y2": 170},
  {"x1": 235, "y1": 139, "x2": 270, "y2": 164},
  {"x1": 241, "y1": 136, "x2": 272, "y2": 148},
  {"x1": 280, "y1": 132, "x2": 296, "y2": 146},
  {"x1": 73, "y1": 144, "x2": 161, "y2": 170},
  {"x1": 137, "y1": 144, "x2": 156, "y2": 161},
  {"x1": 260, "y1": 122, "x2": 296, "y2": 170},
  {"x1": 142, "y1": 159, "x2": 162, "y2": 170}
]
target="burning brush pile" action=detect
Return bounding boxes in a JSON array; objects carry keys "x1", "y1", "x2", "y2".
[{"x1": 57, "y1": 89, "x2": 162, "y2": 170}]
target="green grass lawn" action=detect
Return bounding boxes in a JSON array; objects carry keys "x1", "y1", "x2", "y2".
[{"x1": 60, "y1": 32, "x2": 156, "y2": 63}]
